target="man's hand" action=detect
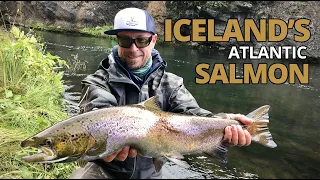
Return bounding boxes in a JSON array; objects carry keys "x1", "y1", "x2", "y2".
[
  {"x1": 223, "y1": 114, "x2": 253, "y2": 146},
  {"x1": 103, "y1": 145, "x2": 137, "y2": 162}
]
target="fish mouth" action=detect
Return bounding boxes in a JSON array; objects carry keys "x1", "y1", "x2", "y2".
[{"x1": 21, "y1": 146, "x2": 69, "y2": 163}]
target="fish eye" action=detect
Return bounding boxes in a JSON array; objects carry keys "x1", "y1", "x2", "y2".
[{"x1": 44, "y1": 138, "x2": 52, "y2": 146}]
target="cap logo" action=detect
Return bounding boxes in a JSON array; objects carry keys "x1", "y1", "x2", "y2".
[{"x1": 126, "y1": 17, "x2": 138, "y2": 26}]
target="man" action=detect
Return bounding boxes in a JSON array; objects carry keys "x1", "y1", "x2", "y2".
[{"x1": 69, "y1": 7, "x2": 252, "y2": 179}]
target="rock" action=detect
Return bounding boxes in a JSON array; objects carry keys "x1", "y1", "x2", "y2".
[
  {"x1": 146, "y1": 1, "x2": 166, "y2": 41},
  {"x1": 0, "y1": 1, "x2": 148, "y2": 29},
  {"x1": 250, "y1": 1, "x2": 319, "y2": 62},
  {"x1": 0, "y1": 1, "x2": 319, "y2": 62}
]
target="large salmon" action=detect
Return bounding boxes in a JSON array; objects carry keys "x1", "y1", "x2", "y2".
[{"x1": 20, "y1": 96, "x2": 277, "y2": 171}]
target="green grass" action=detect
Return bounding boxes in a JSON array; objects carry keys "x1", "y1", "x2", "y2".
[
  {"x1": 0, "y1": 25, "x2": 77, "y2": 178},
  {"x1": 78, "y1": 25, "x2": 115, "y2": 38},
  {"x1": 23, "y1": 21, "x2": 116, "y2": 39},
  {"x1": 20, "y1": 21, "x2": 171, "y2": 44}
]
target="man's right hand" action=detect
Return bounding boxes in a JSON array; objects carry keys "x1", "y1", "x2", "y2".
[{"x1": 103, "y1": 145, "x2": 137, "y2": 162}]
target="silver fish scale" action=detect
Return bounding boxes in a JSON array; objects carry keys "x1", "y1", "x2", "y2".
[
  {"x1": 83, "y1": 106, "x2": 160, "y2": 158},
  {"x1": 164, "y1": 115, "x2": 239, "y2": 152},
  {"x1": 167, "y1": 115, "x2": 239, "y2": 135}
]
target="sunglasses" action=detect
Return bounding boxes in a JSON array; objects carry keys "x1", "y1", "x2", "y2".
[{"x1": 116, "y1": 35, "x2": 153, "y2": 48}]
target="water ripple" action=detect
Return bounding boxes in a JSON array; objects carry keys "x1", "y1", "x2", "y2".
[
  {"x1": 284, "y1": 82, "x2": 319, "y2": 91},
  {"x1": 45, "y1": 42, "x2": 111, "y2": 52},
  {"x1": 172, "y1": 59, "x2": 191, "y2": 64},
  {"x1": 63, "y1": 91, "x2": 81, "y2": 117}
]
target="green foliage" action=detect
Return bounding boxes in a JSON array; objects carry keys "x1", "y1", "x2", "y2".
[
  {"x1": 25, "y1": 21, "x2": 73, "y2": 33},
  {"x1": 25, "y1": 21, "x2": 116, "y2": 39},
  {"x1": 78, "y1": 25, "x2": 115, "y2": 39},
  {"x1": 0, "y1": 26, "x2": 77, "y2": 178},
  {"x1": 0, "y1": 26, "x2": 68, "y2": 93},
  {"x1": 0, "y1": 26, "x2": 70, "y2": 131}
]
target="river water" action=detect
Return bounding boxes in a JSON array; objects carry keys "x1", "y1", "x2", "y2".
[{"x1": 31, "y1": 29, "x2": 320, "y2": 179}]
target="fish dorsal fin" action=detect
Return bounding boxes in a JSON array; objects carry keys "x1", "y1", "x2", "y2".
[{"x1": 139, "y1": 96, "x2": 162, "y2": 111}]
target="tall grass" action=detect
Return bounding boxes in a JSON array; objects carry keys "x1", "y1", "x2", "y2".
[
  {"x1": 0, "y1": 25, "x2": 77, "y2": 178},
  {"x1": 78, "y1": 24, "x2": 115, "y2": 38},
  {"x1": 0, "y1": 27, "x2": 25, "y2": 92}
]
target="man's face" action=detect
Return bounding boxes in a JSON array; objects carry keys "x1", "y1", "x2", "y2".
[{"x1": 117, "y1": 31, "x2": 157, "y2": 70}]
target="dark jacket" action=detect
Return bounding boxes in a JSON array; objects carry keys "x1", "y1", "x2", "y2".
[{"x1": 78, "y1": 46, "x2": 215, "y2": 179}]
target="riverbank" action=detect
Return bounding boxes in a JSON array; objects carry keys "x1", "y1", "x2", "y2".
[
  {"x1": 0, "y1": 25, "x2": 76, "y2": 178},
  {"x1": 2, "y1": 1, "x2": 320, "y2": 62},
  {"x1": 8, "y1": 21, "x2": 319, "y2": 64},
  {"x1": 9, "y1": 22, "x2": 172, "y2": 45}
]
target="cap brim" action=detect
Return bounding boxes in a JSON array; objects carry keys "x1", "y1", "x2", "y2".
[
  {"x1": 104, "y1": 29, "x2": 155, "y2": 35},
  {"x1": 104, "y1": 29, "x2": 120, "y2": 35}
]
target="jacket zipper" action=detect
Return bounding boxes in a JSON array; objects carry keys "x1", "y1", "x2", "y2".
[
  {"x1": 129, "y1": 156, "x2": 137, "y2": 179},
  {"x1": 128, "y1": 66, "x2": 162, "y2": 179},
  {"x1": 108, "y1": 56, "x2": 164, "y2": 179}
]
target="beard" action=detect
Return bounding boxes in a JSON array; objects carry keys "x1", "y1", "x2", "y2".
[
  {"x1": 119, "y1": 53, "x2": 147, "y2": 70},
  {"x1": 123, "y1": 61, "x2": 143, "y2": 70}
]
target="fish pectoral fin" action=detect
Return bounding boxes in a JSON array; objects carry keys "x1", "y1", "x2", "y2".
[
  {"x1": 152, "y1": 152, "x2": 189, "y2": 172},
  {"x1": 163, "y1": 152, "x2": 191, "y2": 168},
  {"x1": 153, "y1": 157, "x2": 167, "y2": 173},
  {"x1": 77, "y1": 159, "x2": 88, "y2": 168},
  {"x1": 164, "y1": 156, "x2": 191, "y2": 169},
  {"x1": 164, "y1": 152, "x2": 185, "y2": 159},
  {"x1": 204, "y1": 144, "x2": 229, "y2": 164}
]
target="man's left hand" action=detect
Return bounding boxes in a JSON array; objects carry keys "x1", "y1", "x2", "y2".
[{"x1": 223, "y1": 114, "x2": 252, "y2": 146}]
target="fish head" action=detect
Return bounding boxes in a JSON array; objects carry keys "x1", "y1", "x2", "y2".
[{"x1": 20, "y1": 122, "x2": 96, "y2": 163}]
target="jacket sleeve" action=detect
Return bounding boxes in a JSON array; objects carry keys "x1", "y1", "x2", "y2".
[
  {"x1": 167, "y1": 78, "x2": 215, "y2": 117},
  {"x1": 78, "y1": 69, "x2": 118, "y2": 113}
]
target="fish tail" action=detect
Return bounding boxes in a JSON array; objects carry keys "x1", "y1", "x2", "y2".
[{"x1": 245, "y1": 105, "x2": 277, "y2": 148}]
